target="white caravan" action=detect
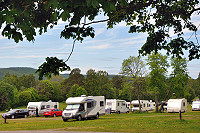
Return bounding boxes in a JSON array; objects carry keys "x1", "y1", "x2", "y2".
[
  {"x1": 167, "y1": 98, "x2": 187, "y2": 113},
  {"x1": 105, "y1": 99, "x2": 129, "y2": 114},
  {"x1": 126, "y1": 102, "x2": 131, "y2": 109},
  {"x1": 131, "y1": 100, "x2": 155, "y2": 111},
  {"x1": 27, "y1": 100, "x2": 59, "y2": 115},
  {"x1": 62, "y1": 95, "x2": 105, "y2": 121},
  {"x1": 192, "y1": 101, "x2": 200, "y2": 111}
]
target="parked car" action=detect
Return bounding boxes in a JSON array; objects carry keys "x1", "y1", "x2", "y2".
[
  {"x1": 2, "y1": 109, "x2": 29, "y2": 119},
  {"x1": 43, "y1": 108, "x2": 62, "y2": 117}
]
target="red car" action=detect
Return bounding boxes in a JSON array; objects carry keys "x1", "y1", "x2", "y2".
[{"x1": 43, "y1": 109, "x2": 63, "y2": 117}]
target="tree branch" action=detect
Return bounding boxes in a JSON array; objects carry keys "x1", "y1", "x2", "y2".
[
  {"x1": 188, "y1": 7, "x2": 200, "y2": 16},
  {"x1": 82, "y1": 19, "x2": 109, "y2": 26},
  {"x1": 65, "y1": 37, "x2": 77, "y2": 62}
]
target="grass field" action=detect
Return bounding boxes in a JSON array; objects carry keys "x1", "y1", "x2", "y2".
[
  {"x1": 0, "y1": 103, "x2": 199, "y2": 132},
  {"x1": 0, "y1": 109, "x2": 200, "y2": 132}
]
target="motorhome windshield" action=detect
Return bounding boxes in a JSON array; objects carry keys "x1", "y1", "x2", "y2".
[{"x1": 66, "y1": 104, "x2": 80, "y2": 110}]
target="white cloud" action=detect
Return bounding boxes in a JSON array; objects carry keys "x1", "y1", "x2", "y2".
[{"x1": 84, "y1": 43, "x2": 111, "y2": 50}]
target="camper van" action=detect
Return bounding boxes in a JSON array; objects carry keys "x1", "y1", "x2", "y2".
[
  {"x1": 192, "y1": 101, "x2": 200, "y2": 111},
  {"x1": 62, "y1": 95, "x2": 105, "y2": 122},
  {"x1": 167, "y1": 98, "x2": 187, "y2": 113},
  {"x1": 27, "y1": 101, "x2": 59, "y2": 116},
  {"x1": 105, "y1": 99, "x2": 129, "y2": 114},
  {"x1": 131, "y1": 100, "x2": 155, "y2": 111}
]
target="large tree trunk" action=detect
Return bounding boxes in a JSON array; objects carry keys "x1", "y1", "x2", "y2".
[
  {"x1": 136, "y1": 82, "x2": 141, "y2": 112},
  {"x1": 155, "y1": 94, "x2": 159, "y2": 112}
]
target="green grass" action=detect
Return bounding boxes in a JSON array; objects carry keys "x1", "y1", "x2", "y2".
[{"x1": 0, "y1": 110, "x2": 200, "y2": 132}]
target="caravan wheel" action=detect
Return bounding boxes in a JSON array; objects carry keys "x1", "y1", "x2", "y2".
[
  {"x1": 95, "y1": 113, "x2": 99, "y2": 119},
  {"x1": 77, "y1": 115, "x2": 82, "y2": 121},
  {"x1": 63, "y1": 119, "x2": 68, "y2": 122}
]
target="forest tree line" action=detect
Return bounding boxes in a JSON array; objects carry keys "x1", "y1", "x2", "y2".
[{"x1": 0, "y1": 53, "x2": 200, "y2": 111}]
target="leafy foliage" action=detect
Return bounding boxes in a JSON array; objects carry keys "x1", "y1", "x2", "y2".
[
  {"x1": 36, "y1": 57, "x2": 70, "y2": 80},
  {"x1": 0, "y1": 0, "x2": 200, "y2": 79}
]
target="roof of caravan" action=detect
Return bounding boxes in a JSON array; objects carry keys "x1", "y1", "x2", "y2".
[
  {"x1": 131, "y1": 100, "x2": 150, "y2": 103},
  {"x1": 168, "y1": 98, "x2": 187, "y2": 102},
  {"x1": 66, "y1": 97, "x2": 87, "y2": 104},
  {"x1": 106, "y1": 99, "x2": 126, "y2": 102}
]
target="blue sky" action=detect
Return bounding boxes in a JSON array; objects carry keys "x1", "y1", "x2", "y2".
[{"x1": 0, "y1": 13, "x2": 200, "y2": 79}]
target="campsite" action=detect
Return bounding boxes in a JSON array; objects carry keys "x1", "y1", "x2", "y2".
[
  {"x1": 0, "y1": 1, "x2": 200, "y2": 133},
  {"x1": 0, "y1": 103, "x2": 200, "y2": 132}
]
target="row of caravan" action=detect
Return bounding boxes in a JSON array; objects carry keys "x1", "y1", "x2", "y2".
[
  {"x1": 26, "y1": 96, "x2": 200, "y2": 122},
  {"x1": 105, "y1": 99, "x2": 156, "y2": 113}
]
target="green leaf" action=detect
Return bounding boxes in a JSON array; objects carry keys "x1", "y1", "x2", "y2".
[
  {"x1": 87, "y1": 0, "x2": 99, "y2": 8},
  {"x1": 13, "y1": 32, "x2": 23, "y2": 43},
  {"x1": 61, "y1": 10, "x2": 70, "y2": 21}
]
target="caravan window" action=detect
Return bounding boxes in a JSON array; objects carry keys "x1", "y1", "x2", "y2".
[
  {"x1": 118, "y1": 103, "x2": 120, "y2": 106},
  {"x1": 41, "y1": 105, "x2": 45, "y2": 110},
  {"x1": 79, "y1": 104, "x2": 84, "y2": 111},
  {"x1": 107, "y1": 102, "x2": 112, "y2": 106},
  {"x1": 143, "y1": 104, "x2": 145, "y2": 107},
  {"x1": 122, "y1": 102, "x2": 126, "y2": 106},
  {"x1": 46, "y1": 105, "x2": 50, "y2": 108},
  {"x1": 100, "y1": 101, "x2": 104, "y2": 106},
  {"x1": 87, "y1": 102, "x2": 92, "y2": 108},
  {"x1": 183, "y1": 102, "x2": 186, "y2": 106},
  {"x1": 87, "y1": 101, "x2": 96, "y2": 108},
  {"x1": 133, "y1": 105, "x2": 139, "y2": 107},
  {"x1": 54, "y1": 105, "x2": 57, "y2": 108}
]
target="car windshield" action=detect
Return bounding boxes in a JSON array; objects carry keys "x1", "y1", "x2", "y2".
[
  {"x1": 7, "y1": 109, "x2": 18, "y2": 113},
  {"x1": 46, "y1": 109, "x2": 52, "y2": 112},
  {"x1": 65, "y1": 104, "x2": 80, "y2": 110}
]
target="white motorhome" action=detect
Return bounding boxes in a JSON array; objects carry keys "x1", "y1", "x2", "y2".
[
  {"x1": 62, "y1": 95, "x2": 105, "y2": 122},
  {"x1": 131, "y1": 100, "x2": 155, "y2": 111},
  {"x1": 167, "y1": 98, "x2": 187, "y2": 113},
  {"x1": 192, "y1": 101, "x2": 200, "y2": 111},
  {"x1": 105, "y1": 99, "x2": 129, "y2": 114},
  {"x1": 27, "y1": 100, "x2": 59, "y2": 116}
]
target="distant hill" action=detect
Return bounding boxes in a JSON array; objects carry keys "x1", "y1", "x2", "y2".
[
  {"x1": 0, "y1": 67, "x2": 70, "y2": 81},
  {"x1": 0, "y1": 67, "x2": 117, "y2": 81}
]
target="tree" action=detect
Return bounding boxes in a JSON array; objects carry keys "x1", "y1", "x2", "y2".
[
  {"x1": 18, "y1": 74, "x2": 36, "y2": 89},
  {"x1": 146, "y1": 52, "x2": 169, "y2": 112},
  {"x1": 84, "y1": 69, "x2": 100, "y2": 96},
  {"x1": 1, "y1": 74, "x2": 20, "y2": 89},
  {"x1": 67, "y1": 84, "x2": 87, "y2": 97},
  {"x1": 68, "y1": 68, "x2": 85, "y2": 86},
  {"x1": 1, "y1": 0, "x2": 199, "y2": 79},
  {"x1": 60, "y1": 68, "x2": 85, "y2": 99},
  {"x1": 0, "y1": 81, "x2": 18, "y2": 110},
  {"x1": 76, "y1": 86, "x2": 88, "y2": 97},
  {"x1": 169, "y1": 58, "x2": 189, "y2": 99},
  {"x1": 96, "y1": 70, "x2": 113, "y2": 98},
  {"x1": 111, "y1": 75, "x2": 123, "y2": 90},
  {"x1": 37, "y1": 80, "x2": 54, "y2": 101},
  {"x1": 120, "y1": 56, "x2": 146, "y2": 112}
]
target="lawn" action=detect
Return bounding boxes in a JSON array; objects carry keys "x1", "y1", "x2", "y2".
[{"x1": 0, "y1": 110, "x2": 200, "y2": 132}]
